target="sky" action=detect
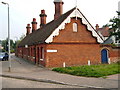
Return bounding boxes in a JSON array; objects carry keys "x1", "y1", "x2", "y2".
[{"x1": 0, "y1": 0, "x2": 119, "y2": 41}]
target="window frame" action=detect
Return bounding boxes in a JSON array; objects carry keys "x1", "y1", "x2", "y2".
[{"x1": 73, "y1": 22, "x2": 78, "y2": 32}]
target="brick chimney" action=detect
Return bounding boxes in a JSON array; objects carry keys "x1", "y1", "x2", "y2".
[
  {"x1": 39, "y1": 10, "x2": 47, "y2": 28},
  {"x1": 95, "y1": 24, "x2": 99, "y2": 30},
  {"x1": 31, "y1": 18, "x2": 37, "y2": 32},
  {"x1": 54, "y1": 0, "x2": 64, "y2": 20},
  {"x1": 26, "y1": 24, "x2": 31, "y2": 35}
]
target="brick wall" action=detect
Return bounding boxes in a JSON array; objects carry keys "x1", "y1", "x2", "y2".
[
  {"x1": 46, "y1": 44, "x2": 101, "y2": 67},
  {"x1": 35, "y1": 45, "x2": 46, "y2": 66},
  {"x1": 109, "y1": 48, "x2": 120, "y2": 63},
  {"x1": 101, "y1": 45, "x2": 120, "y2": 63}
]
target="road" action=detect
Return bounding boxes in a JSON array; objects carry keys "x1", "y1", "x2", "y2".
[
  {"x1": 0, "y1": 54, "x2": 119, "y2": 89},
  {"x1": 2, "y1": 77, "x2": 82, "y2": 88}
]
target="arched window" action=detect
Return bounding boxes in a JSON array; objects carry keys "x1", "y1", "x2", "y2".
[{"x1": 73, "y1": 23, "x2": 78, "y2": 32}]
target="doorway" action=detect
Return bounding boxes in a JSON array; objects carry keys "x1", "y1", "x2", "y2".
[{"x1": 101, "y1": 49, "x2": 108, "y2": 64}]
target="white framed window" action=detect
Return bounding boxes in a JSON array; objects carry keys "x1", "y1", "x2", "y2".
[{"x1": 73, "y1": 23, "x2": 78, "y2": 32}]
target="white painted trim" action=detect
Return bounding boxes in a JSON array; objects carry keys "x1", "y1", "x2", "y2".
[
  {"x1": 47, "y1": 50, "x2": 58, "y2": 53},
  {"x1": 45, "y1": 9, "x2": 104, "y2": 43}
]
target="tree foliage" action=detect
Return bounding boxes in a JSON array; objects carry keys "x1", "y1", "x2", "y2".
[
  {"x1": 1, "y1": 34, "x2": 25, "y2": 53},
  {"x1": 1, "y1": 38, "x2": 15, "y2": 52},
  {"x1": 104, "y1": 12, "x2": 120, "y2": 40}
]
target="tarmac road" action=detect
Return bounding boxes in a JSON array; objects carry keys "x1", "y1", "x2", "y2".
[
  {"x1": 0, "y1": 54, "x2": 119, "y2": 89},
  {"x1": 2, "y1": 77, "x2": 83, "y2": 88}
]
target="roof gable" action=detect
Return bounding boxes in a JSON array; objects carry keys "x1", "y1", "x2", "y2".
[
  {"x1": 45, "y1": 8, "x2": 104, "y2": 43},
  {"x1": 97, "y1": 27, "x2": 110, "y2": 37}
]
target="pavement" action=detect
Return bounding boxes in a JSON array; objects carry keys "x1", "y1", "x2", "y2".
[{"x1": 0, "y1": 54, "x2": 119, "y2": 89}]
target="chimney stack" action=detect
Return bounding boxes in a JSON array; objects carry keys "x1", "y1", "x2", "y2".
[
  {"x1": 26, "y1": 24, "x2": 31, "y2": 35},
  {"x1": 31, "y1": 18, "x2": 37, "y2": 32},
  {"x1": 95, "y1": 24, "x2": 99, "y2": 30},
  {"x1": 54, "y1": 0, "x2": 64, "y2": 20},
  {"x1": 39, "y1": 9, "x2": 47, "y2": 28}
]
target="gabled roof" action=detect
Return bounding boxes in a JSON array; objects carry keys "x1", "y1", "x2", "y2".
[
  {"x1": 45, "y1": 8, "x2": 104, "y2": 43},
  {"x1": 104, "y1": 35, "x2": 120, "y2": 45},
  {"x1": 18, "y1": 7, "x2": 104, "y2": 47},
  {"x1": 104, "y1": 35, "x2": 115, "y2": 44},
  {"x1": 18, "y1": 7, "x2": 76, "y2": 47},
  {"x1": 96, "y1": 27, "x2": 110, "y2": 37}
]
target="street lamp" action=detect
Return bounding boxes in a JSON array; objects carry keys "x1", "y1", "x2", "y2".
[{"x1": 1, "y1": 2, "x2": 11, "y2": 72}]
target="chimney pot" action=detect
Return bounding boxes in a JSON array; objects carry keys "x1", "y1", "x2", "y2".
[
  {"x1": 27, "y1": 24, "x2": 30, "y2": 27},
  {"x1": 41, "y1": 10, "x2": 45, "y2": 14},
  {"x1": 95, "y1": 24, "x2": 99, "y2": 30},
  {"x1": 33, "y1": 18, "x2": 36, "y2": 22}
]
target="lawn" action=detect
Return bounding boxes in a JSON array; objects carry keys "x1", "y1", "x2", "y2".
[{"x1": 52, "y1": 63, "x2": 120, "y2": 78}]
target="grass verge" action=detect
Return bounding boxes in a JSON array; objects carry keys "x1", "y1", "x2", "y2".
[{"x1": 52, "y1": 63, "x2": 120, "y2": 78}]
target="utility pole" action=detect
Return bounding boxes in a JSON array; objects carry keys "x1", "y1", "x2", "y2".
[{"x1": 1, "y1": 2, "x2": 11, "y2": 72}]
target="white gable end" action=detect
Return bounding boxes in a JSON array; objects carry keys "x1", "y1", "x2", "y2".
[{"x1": 45, "y1": 8, "x2": 104, "y2": 43}]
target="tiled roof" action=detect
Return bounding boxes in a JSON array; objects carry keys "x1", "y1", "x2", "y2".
[
  {"x1": 96, "y1": 27, "x2": 110, "y2": 37},
  {"x1": 18, "y1": 7, "x2": 76, "y2": 47}
]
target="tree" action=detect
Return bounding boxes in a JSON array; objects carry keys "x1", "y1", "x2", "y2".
[
  {"x1": 1, "y1": 38, "x2": 15, "y2": 53},
  {"x1": 109, "y1": 17, "x2": 120, "y2": 33},
  {"x1": 15, "y1": 34, "x2": 25, "y2": 47},
  {"x1": 1, "y1": 34, "x2": 26, "y2": 53},
  {"x1": 104, "y1": 12, "x2": 120, "y2": 40},
  {"x1": 1, "y1": 39, "x2": 8, "y2": 52},
  {"x1": 117, "y1": 11, "x2": 120, "y2": 16}
]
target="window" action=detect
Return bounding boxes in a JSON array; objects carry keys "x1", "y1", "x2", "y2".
[
  {"x1": 40, "y1": 47, "x2": 44, "y2": 60},
  {"x1": 73, "y1": 23, "x2": 78, "y2": 32},
  {"x1": 31, "y1": 48, "x2": 32, "y2": 56}
]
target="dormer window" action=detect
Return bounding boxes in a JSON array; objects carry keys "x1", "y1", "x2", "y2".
[{"x1": 73, "y1": 23, "x2": 78, "y2": 32}]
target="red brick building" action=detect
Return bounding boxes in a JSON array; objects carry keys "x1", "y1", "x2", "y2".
[{"x1": 16, "y1": 0, "x2": 119, "y2": 67}]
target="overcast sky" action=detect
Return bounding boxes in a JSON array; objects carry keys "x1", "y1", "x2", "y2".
[{"x1": 0, "y1": 0, "x2": 119, "y2": 41}]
